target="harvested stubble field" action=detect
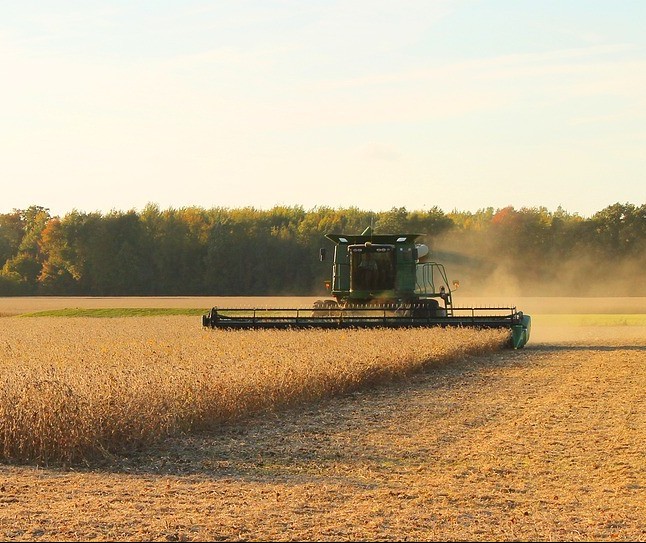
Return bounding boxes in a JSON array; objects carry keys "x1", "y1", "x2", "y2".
[{"x1": 0, "y1": 296, "x2": 644, "y2": 542}]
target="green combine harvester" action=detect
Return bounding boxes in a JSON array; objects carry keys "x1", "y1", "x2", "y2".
[{"x1": 202, "y1": 226, "x2": 531, "y2": 348}]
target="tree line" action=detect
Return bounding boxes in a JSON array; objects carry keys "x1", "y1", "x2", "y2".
[{"x1": 0, "y1": 202, "x2": 644, "y2": 297}]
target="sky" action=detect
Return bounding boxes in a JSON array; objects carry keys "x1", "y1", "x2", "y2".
[{"x1": 1, "y1": 0, "x2": 645, "y2": 219}]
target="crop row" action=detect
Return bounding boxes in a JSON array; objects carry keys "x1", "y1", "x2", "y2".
[{"x1": 0, "y1": 316, "x2": 509, "y2": 465}]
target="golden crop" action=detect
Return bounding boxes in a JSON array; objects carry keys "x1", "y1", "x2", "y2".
[{"x1": 0, "y1": 316, "x2": 509, "y2": 465}]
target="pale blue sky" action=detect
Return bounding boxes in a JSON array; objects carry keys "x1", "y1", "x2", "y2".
[{"x1": 1, "y1": 0, "x2": 645, "y2": 218}]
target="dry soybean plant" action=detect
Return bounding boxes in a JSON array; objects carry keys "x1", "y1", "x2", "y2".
[{"x1": 0, "y1": 316, "x2": 509, "y2": 465}]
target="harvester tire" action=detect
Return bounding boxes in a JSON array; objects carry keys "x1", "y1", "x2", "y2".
[
  {"x1": 412, "y1": 299, "x2": 440, "y2": 319},
  {"x1": 312, "y1": 299, "x2": 340, "y2": 317}
]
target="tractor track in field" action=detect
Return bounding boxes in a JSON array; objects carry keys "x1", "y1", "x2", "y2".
[{"x1": 1, "y1": 329, "x2": 644, "y2": 542}]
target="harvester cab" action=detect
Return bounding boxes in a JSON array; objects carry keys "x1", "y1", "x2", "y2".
[
  {"x1": 321, "y1": 226, "x2": 453, "y2": 316},
  {"x1": 202, "y1": 226, "x2": 531, "y2": 349}
]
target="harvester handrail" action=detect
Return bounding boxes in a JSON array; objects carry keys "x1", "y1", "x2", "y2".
[{"x1": 415, "y1": 261, "x2": 452, "y2": 300}]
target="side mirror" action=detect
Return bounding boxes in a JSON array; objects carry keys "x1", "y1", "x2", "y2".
[{"x1": 319, "y1": 248, "x2": 326, "y2": 261}]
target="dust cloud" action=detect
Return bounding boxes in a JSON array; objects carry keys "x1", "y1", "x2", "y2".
[{"x1": 432, "y1": 232, "x2": 646, "y2": 299}]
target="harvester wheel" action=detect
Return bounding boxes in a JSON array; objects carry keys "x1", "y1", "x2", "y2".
[
  {"x1": 411, "y1": 300, "x2": 440, "y2": 319},
  {"x1": 312, "y1": 299, "x2": 340, "y2": 317}
]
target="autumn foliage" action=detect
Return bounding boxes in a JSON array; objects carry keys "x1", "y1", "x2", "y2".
[{"x1": 1, "y1": 203, "x2": 644, "y2": 296}]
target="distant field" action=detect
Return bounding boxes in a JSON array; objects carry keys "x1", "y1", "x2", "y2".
[
  {"x1": 1, "y1": 295, "x2": 645, "y2": 316},
  {"x1": 533, "y1": 313, "x2": 646, "y2": 326},
  {"x1": 19, "y1": 307, "x2": 206, "y2": 318},
  {"x1": 0, "y1": 296, "x2": 322, "y2": 316}
]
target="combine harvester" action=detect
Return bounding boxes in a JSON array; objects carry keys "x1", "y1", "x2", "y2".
[{"x1": 202, "y1": 227, "x2": 531, "y2": 348}]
